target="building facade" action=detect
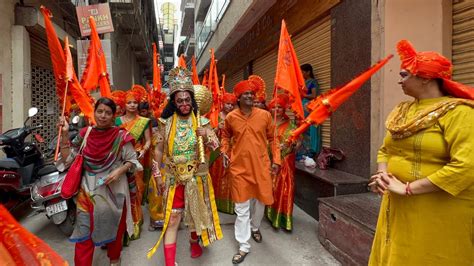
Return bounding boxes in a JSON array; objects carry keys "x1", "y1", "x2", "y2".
[
  {"x1": 1, "y1": 0, "x2": 158, "y2": 148},
  {"x1": 179, "y1": 0, "x2": 473, "y2": 262}
]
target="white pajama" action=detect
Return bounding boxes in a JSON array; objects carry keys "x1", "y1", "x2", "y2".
[{"x1": 234, "y1": 198, "x2": 265, "y2": 253}]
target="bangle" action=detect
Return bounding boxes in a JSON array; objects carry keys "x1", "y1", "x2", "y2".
[{"x1": 405, "y1": 182, "x2": 413, "y2": 196}]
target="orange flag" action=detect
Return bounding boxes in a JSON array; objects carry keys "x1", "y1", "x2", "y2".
[
  {"x1": 202, "y1": 69, "x2": 209, "y2": 87},
  {"x1": 206, "y1": 49, "x2": 220, "y2": 128},
  {"x1": 191, "y1": 55, "x2": 200, "y2": 85},
  {"x1": 64, "y1": 37, "x2": 95, "y2": 122},
  {"x1": 80, "y1": 16, "x2": 111, "y2": 98},
  {"x1": 274, "y1": 20, "x2": 305, "y2": 120},
  {"x1": 0, "y1": 205, "x2": 68, "y2": 266},
  {"x1": 152, "y1": 43, "x2": 161, "y2": 93},
  {"x1": 178, "y1": 54, "x2": 187, "y2": 68},
  {"x1": 40, "y1": 6, "x2": 67, "y2": 109},
  {"x1": 288, "y1": 55, "x2": 393, "y2": 143}
]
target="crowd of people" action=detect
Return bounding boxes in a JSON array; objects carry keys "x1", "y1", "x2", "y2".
[{"x1": 52, "y1": 39, "x2": 473, "y2": 266}]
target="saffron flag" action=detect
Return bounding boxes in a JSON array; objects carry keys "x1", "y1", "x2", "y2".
[
  {"x1": 63, "y1": 37, "x2": 95, "y2": 122},
  {"x1": 40, "y1": 6, "x2": 67, "y2": 109},
  {"x1": 274, "y1": 20, "x2": 305, "y2": 120},
  {"x1": 202, "y1": 69, "x2": 209, "y2": 87},
  {"x1": 206, "y1": 49, "x2": 220, "y2": 128},
  {"x1": 80, "y1": 16, "x2": 111, "y2": 98},
  {"x1": 152, "y1": 43, "x2": 161, "y2": 94},
  {"x1": 288, "y1": 54, "x2": 394, "y2": 142},
  {"x1": 191, "y1": 55, "x2": 200, "y2": 85},
  {"x1": 0, "y1": 205, "x2": 68, "y2": 266},
  {"x1": 178, "y1": 54, "x2": 187, "y2": 68}
]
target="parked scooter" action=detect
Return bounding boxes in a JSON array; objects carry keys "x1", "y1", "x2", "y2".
[
  {"x1": 0, "y1": 107, "x2": 50, "y2": 211},
  {"x1": 30, "y1": 116, "x2": 81, "y2": 236}
]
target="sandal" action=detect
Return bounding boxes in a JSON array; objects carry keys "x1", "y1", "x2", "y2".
[
  {"x1": 232, "y1": 251, "x2": 248, "y2": 264},
  {"x1": 251, "y1": 230, "x2": 262, "y2": 243}
]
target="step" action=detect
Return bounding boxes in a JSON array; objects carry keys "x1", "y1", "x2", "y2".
[
  {"x1": 318, "y1": 193, "x2": 381, "y2": 265},
  {"x1": 294, "y1": 162, "x2": 369, "y2": 220}
]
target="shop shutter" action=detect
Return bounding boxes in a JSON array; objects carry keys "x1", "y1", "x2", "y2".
[
  {"x1": 253, "y1": 49, "x2": 278, "y2": 99},
  {"x1": 28, "y1": 25, "x2": 53, "y2": 70},
  {"x1": 226, "y1": 68, "x2": 244, "y2": 93},
  {"x1": 452, "y1": 1, "x2": 474, "y2": 85},
  {"x1": 293, "y1": 17, "x2": 331, "y2": 148}
]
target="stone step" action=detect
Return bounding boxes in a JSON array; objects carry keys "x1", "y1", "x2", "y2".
[
  {"x1": 294, "y1": 162, "x2": 369, "y2": 220},
  {"x1": 318, "y1": 193, "x2": 381, "y2": 265}
]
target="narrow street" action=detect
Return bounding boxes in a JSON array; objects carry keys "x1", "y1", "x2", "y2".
[{"x1": 20, "y1": 204, "x2": 339, "y2": 265}]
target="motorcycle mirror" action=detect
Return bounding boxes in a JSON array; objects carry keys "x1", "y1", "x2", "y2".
[
  {"x1": 72, "y1": 116, "x2": 80, "y2": 124},
  {"x1": 28, "y1": 107, "x2": 38, "y2": 117}
]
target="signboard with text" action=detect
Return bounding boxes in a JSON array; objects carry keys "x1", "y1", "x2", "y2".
[
  {"x1": 77, "y1": 39, "x2": 113, "y2": 85},
  {"x1": 76, "y1": 3, "x2": 114, "y2": 37}
]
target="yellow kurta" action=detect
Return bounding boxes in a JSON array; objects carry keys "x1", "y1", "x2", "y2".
[{"x1": 369, "y1": 97, "x2": 474, "y2": 266}]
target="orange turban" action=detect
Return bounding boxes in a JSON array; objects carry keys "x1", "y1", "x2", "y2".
[
  {"x1": 126, "y1": 85, "x2": 147, "y2": 102},
  {"x1": 397, "y1": 40, "x2": 474, "y2": 99},
  {"x1": 233, "y1": 80, "x2": 257, "y2": 98},
  {"x1": 256, "y1": 95, "x2": 266, "y2": 103},
  {"x1": 222, "y1": 93, "x2": 237, "y2": 104},
  {"x1": 248, "y1": 75, "x2": 266, "y2": 99},
  {"x1": 268, "y1": 94, "x2": 290, "y2": 110},
  {"x1": 111, "y1": 90, "x2": 126, "y2": 109}
]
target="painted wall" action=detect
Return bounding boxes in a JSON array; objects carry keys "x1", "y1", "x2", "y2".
[{"x1": 370, "y1": 0, "x2": 452, "y2": 171}]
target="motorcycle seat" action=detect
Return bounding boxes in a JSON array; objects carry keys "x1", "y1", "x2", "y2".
[
  {"x1": 0, "y1": 158, "x2": 20, "y2": 169},
  {"x1": 37, "y1": 164, "x2": 57, "y2": 176}
]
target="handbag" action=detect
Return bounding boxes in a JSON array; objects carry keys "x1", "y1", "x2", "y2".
[
  {"x1": 316, "y1": 147, "x2": 345, "y2": 170},
  {"x1": 61, "y1": 126, "x2": 92, "y2": 199}
]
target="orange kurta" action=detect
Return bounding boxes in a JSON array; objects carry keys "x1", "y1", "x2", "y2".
[{"x1": 221, "y1": 108, "x2": 281, "y2": 205}]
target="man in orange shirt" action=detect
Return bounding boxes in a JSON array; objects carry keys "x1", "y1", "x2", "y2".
[{"x1": 221, "y1": 80, "x2": 281, "y2": 264}]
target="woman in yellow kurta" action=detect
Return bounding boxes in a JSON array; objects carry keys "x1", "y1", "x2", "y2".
[
  {"x1": 369, "y1": 40, "x2": 474, "y2": 266},
  {"x1": 115, "y1": 86, "x2": 152, "y2": 240}
]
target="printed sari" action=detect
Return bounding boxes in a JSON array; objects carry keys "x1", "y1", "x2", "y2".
[
  {"x1": 266, "y1": 120, "x2": 297, "y2": 230},
  {"x1": 116, "y1": 116, "x2": 150, "y2": 239}
]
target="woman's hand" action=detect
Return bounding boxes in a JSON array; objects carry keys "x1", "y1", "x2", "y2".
[
  {"x1": 368, "y1": 171, "x2": 390, "y2": 196},
  {"x1": 385, "y1": 174, "x2": 406, "y2": 195},
  {"x1": 105, "y1": 168, "x2": 122, "y2": 185},
  {"x1": 57, "y1": 116, "x2": 69, "y2": 134}
]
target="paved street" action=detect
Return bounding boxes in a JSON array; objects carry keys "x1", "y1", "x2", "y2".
[{"x1": 20, "y1": 205, "x2": 340, "y2": 266}]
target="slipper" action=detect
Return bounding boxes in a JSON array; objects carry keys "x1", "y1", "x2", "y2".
[
  {"x1": 232, "y1": 251, "x2": 248, "y2": 264},
  {"x1": 251, "y1": 229, "x2": 262, "y2": 243}
]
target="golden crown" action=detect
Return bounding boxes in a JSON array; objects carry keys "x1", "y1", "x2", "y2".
[{"x1": 168, "y1": 67, "x2": 194, "y2": 95}]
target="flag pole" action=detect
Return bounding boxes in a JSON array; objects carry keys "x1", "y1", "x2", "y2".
[{"x1": 54, "y1": 81, "x2": 70, "y2": 161}]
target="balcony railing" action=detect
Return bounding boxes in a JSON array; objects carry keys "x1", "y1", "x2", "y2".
[{"x1": 195, "y1": 0, "x2": 230, "y2": 58}]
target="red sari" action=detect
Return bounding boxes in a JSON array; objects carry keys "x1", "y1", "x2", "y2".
[{"x1": 266, "y1": 119, "x2": 297, "y2": 230}]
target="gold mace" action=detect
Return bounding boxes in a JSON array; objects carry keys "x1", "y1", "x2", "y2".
[{"x1": 193, "y1": 85, "x2": 213, "y2": 164}]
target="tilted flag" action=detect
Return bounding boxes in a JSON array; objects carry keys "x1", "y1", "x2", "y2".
[{"x1": 288, "y1": 55, "x2": 394, "y2": 143}]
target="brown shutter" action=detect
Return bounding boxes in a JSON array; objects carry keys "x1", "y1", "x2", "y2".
[
  {"x1": 253, "y1": 49, "x2": 278, "y2": 100},
  {"x1": 293, "y1": 17, "x2": 331, "y2": 148},
  {"x1": 225, "y1": 68, "x2": 244, "y2": 93},
  {"x1": 452, "y1": 1, "x2": 474, "y2": 86}
]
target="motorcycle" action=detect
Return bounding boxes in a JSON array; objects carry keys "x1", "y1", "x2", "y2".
[
  {"x1": 30, "y1": 116, "x2": 81, "y2": 236},
  {"x1": 0, "y1": 107, "x2": 50, "y2": 211}
]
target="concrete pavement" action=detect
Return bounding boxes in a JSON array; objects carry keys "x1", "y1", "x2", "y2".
[{"x1": 20, "y1": 205, "x2": 340, "y2": 265}]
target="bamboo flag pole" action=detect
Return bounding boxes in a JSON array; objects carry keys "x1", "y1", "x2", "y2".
[{"x1": 54, "y1": 81, "x2": 70, "y2": 161}]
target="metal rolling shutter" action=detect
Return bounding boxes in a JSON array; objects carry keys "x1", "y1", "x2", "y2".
[
  {"x1": 226, "y1": 68, "x2": 244, "y2": 93},
  {"x1": 452, "y1": 1, "x2": 474, "y2": 85},
  {"x1": 253, "y1": 49, "x2": 278, "y2": 100},
  {"x1": 293, "y1": 17, "x2": 331, "y2": 148}
]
